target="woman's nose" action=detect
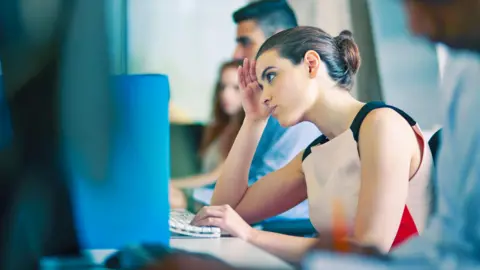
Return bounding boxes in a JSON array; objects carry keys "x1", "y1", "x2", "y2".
[
  {"x1": 260, "y1": 87, "x2": 270, "y2": 103},
  {"x1": 262, "y1": 96, "x2": 271, "y2": 107}
]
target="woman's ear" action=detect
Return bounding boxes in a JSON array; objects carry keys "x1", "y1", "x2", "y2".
[{"x1": 304, "y1": 50, "x2": 322, "y2": 78}]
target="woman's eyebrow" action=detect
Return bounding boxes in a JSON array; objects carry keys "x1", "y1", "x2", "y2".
[{"x1": 260, "y1": 66, "x2": 275, "y2": 81}]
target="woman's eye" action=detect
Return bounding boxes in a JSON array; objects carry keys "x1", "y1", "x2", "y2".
[{"x1": 266, "y1": 72, "x2": 276, "y2": 83}]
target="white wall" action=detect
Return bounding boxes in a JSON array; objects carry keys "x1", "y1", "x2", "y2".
[
  {"x1": 126, "y1": 0, "x2": 247, "y2": 123},
  {"x1": 111, "y1": 0, "x2": 443, "y2": 127},
  {"x1": 294, "y1": 0, "x2": 442, "y2": 129},
  {"x1": 368, "y1": 0, "x2": 442, "y2": 129},
  {"x1": 105, "y1": 0, "x2": 127, "y2": 74},
  {"x1": 437, "y1": 44, "x2": 449, "y2": 82}
]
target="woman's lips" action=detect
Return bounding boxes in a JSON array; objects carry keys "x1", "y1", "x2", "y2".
[{"x1": 270, "y1": 105, "x2": 278, "y2": 116}]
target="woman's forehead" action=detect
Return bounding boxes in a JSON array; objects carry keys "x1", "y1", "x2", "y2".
[{"x1": 256, "y1": 50, "x2": 288, "y2": 72}]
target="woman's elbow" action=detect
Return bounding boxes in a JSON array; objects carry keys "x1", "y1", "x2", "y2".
[{"x1": 353, "y1": 232, "x2": 395, "y2": 254}]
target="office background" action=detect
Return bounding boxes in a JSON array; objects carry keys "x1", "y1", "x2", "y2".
[{"x1": 0, "y1": 0, "x2": 439, "y2": 128}]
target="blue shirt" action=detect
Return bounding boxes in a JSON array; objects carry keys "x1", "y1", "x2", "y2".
[{"x1": 193, "y1": 117, "x2": 321, "y2": 220}]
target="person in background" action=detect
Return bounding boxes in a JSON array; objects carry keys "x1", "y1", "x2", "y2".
[
  {"x1": 300, "y1": 0, "x2": 480, "y2": 269},
  {"x1": 191, "y1": 26, "x2": 434, "y2": 262},
  {"x1": 191, "y1": 0, "x2": 320, "y2": 221},
  {"x1": 403, "y1": 0, "x2": 479, "y2": 53},
  {"x1": 169, "y1": 59, "x2": 244, "y2": 209},
  {"x1": 390, "y1": 0, "x2": 480, "y2": 266}
]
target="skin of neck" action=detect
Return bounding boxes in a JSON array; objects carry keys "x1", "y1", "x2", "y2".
[{"x1": 304, "y1": 86, "x2": 365, "y2": 139}]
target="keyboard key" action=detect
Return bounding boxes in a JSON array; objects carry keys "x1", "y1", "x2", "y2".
[{"x1": 169, "y1": 209, "x2": 221, "y2": 238}]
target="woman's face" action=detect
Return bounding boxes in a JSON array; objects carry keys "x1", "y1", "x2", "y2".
[
  {"x1": 255, "y1": 50, "x2": 318, "y2": 127},
  {"x1": 219, "y1": 67, "x2": 243, "y2": 116}
]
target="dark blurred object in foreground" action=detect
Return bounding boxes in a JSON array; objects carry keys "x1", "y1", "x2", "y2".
[
  {"x1": 141, "y1": 253, "x2": 236, "y2": 270},
  {"x1": 103, "y1": 244, "x2": 235, "y2": 270},
  {"x1": 0, "y1": 0, "x2": 112, "y2": 269}
]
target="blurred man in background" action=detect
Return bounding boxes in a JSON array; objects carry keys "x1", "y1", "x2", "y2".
[{"x1": 391, "y1": 0, "x2": 480, "y2": 265}]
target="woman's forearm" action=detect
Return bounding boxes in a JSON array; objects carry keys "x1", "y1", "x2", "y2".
[
  {"x1": 247, "y1": 229, "x2": 317, "y2": 263},
  {"x1": 211, "y1": 117, "x2": 268, "y2": 207}
]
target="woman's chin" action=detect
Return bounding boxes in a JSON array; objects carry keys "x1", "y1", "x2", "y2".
[{"x1": 275, "y1": 115, "x2": 298, "y2": 128}]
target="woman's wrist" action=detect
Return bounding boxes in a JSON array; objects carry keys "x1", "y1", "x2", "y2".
[
  {"x1": 243, "y1": 227, "x2": 260, "y2": 243},
  {"x1": 243, "y1": 115, "x2": 268, "y2": 127}
]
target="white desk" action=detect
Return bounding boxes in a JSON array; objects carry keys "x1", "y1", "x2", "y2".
[
  {"x1": 171, "y1": 237, "x2": 293, "y2": 269},
  {"x1": 55, "y1": 238, "x2": 292, "y2": 269}
]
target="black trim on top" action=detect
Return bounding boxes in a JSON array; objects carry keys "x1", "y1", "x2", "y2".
[
  {"x1": 349, "y1": 101, "x2": 416, "y2": 142},
  {"x1": 301, "y1": 101, "x2": 417, "y2": 161},
  {"x1": 302, "y1": 135, "x2": 329, "y2": 161}
]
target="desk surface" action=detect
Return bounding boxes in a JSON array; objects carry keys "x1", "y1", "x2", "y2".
[
  {"x1": 171, "y1": 237, "x2": 293, "y2": 269},
  {"x1": 66, "y1": 237, "x2": 292, "y2": 269}
]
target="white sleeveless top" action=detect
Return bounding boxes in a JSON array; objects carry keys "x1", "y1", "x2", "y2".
[{"x1": 301, "y1": 102, "x2": 433, "y2": 249}]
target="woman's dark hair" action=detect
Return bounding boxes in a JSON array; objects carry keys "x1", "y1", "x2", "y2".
[
  {"x1": 199, "y1": 59, "x2": 245, "y2": 158},
  {"x1": 256, "y1": 26, "x2": 361, "y2": 91}
]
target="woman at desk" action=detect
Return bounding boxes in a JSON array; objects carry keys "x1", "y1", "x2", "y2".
[
  {"x1": 170, "y1": 59, "x2": 245, "y2": 209},
  {"x1": 191, "y1": 27, "x2": 433, "y2": 262}
]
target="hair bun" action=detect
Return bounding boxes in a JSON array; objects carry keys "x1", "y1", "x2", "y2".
[
  {"x1": 338, "y1": 30, "x2": 353, "y2": 39},
  {"x1": 335, "y1": 30, "x2": 361, "y2": 75}
]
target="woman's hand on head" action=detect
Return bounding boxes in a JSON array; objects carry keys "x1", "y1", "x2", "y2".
[
  {"x1": 191, "y1": 204, "x2": 254, "y2": 241},
  {"x1": 238, "y1": 58, "x2": 270, "y2": 122}
]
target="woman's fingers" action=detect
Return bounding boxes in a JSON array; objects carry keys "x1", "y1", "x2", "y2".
[
  {"x1": 243, "y1": 58, "x2": 252, "y2": 85},
  {"x1": 191, "y1": 206, "x2": 225, "y2": 224},
  {"x1": 238, "y1": 65, "x2": 246, "y2": 90},
  {"x1": 252, "y1": 81, "x2": 262, "y2": 93},
  {"x1": 194, "y1": 217, "x2": 223, "y2": 227},
  {"x1": 248, "y1": 59, "x2": 257, "y2": 83}
]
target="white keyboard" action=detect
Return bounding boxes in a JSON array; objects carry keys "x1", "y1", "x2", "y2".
[{"x1": 169, "y1": 209, "x2": 221, "y2": 238}]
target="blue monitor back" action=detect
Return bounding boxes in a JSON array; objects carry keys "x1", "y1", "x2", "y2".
[{"x1": 69, "y1": 74, "x2": 170, "y2": 249}]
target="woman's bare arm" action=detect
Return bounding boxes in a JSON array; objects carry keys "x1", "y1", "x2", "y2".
[
  {"x1": 354, "y1": 108, "x2": 419, "y2": 252},
  {"x1": 209, "y1": 115, "x2": 308, "y2": 223},
  {"x1": 211, "y1": 118, "x2": 268, "y2": 207},
  {"x1": 231, "y1": 152, "x2": 307, "y2": 224},
  {"x1": 248, "y1": 230, "x2": 317, "y2": 263}
]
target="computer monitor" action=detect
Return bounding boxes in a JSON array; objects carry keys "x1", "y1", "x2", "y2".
[
  {"x1": 59, "y1": 0, "x2": 170, "y2": 251},
  {"x1": 68, "y1": 74, "x2": 171, "y2": 250}
]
